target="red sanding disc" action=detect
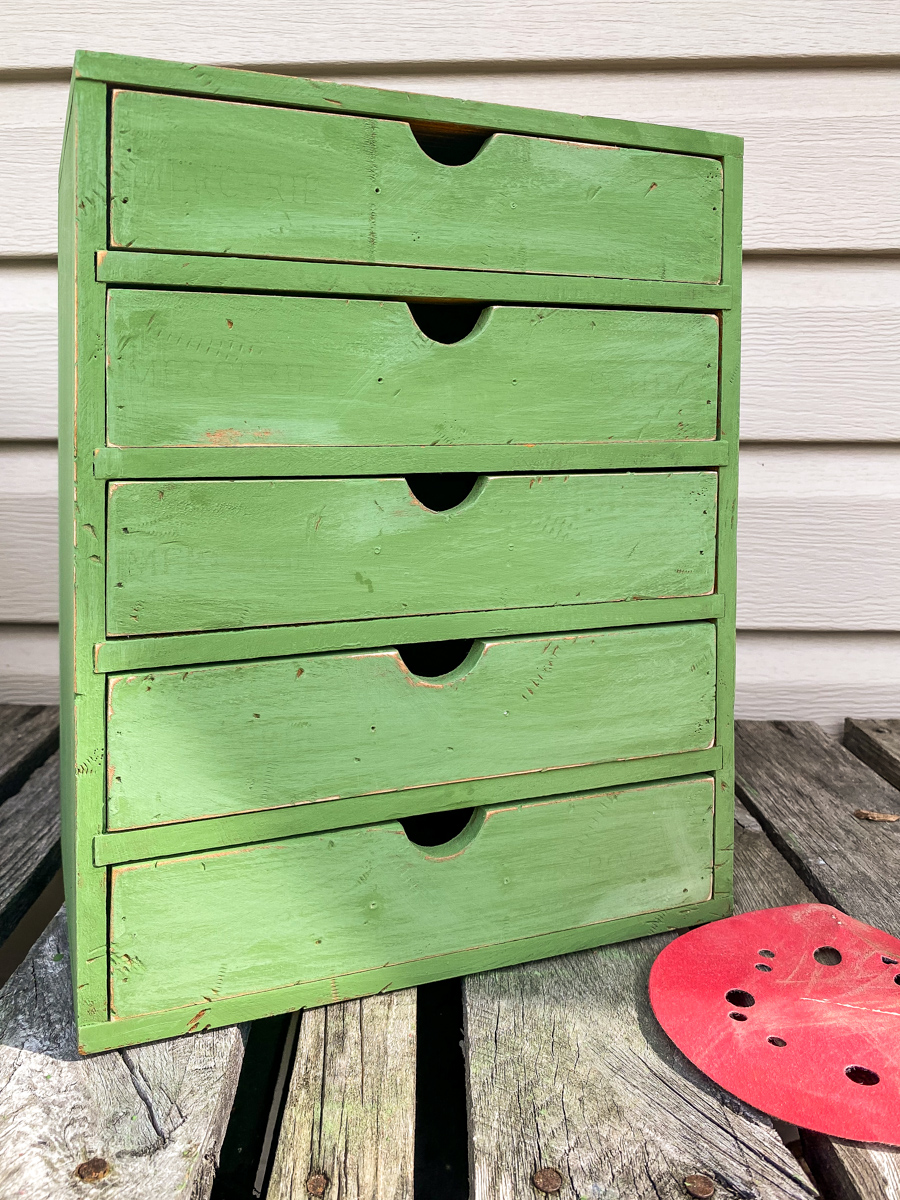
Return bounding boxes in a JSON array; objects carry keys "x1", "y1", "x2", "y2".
[{"x1": 649, "y1": 904, "x2": 900, "y2": 1144}]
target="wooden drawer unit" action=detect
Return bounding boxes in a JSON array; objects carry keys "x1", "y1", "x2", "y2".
[
  {"x1": 60, "y1": 50, "x2": 741, "y2": 1051},
  {"x1": 110, "y1": 89, "x2": 723, "y2": 281},
  {"x1": 106, "y1": 291, "x2": 720, "y2": 449},
  {"x1": 106, "y1": 624, "x2": 716, "y2": 829},
  {"x1": 108, "y1": 777, "x2": 716, "y2": 1030},
  {"x1": 106, "y1": 472, "x2": 717, "y2": 635}
]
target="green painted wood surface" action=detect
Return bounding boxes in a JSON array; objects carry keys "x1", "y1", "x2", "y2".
[
  {"x1": 106, "y1": 472, "x2": 717, "y2": 635},
  {"x1": 106, "y1": 622, "x2": 716, "y2": 829},
  {"x1": 78, "y1": 51, "x2": 742, "y2": 159},
  {"x1": 108, "y1": 776, "x2": 716, "y2": 1020},
  {"x1": 93, "y1": 595, "x2": 725, "y2": 674},
  {"x1": 94, "y1": 748, "x2": 724, "y2": 865},
  {"x1": 83, "y1": 889, "x2": 732, "y2": 1053},
  {"x1": 93, "y1": 440, "x2": 730, "y2": 480},
  {"x1": 97, "y1": 250, "x2": 734, "y2": 312},
  {"x1": 107, "y1": 291, "x2": 719, "y2": 448},
  {"x1": 110, "y1": 90, "x2": 723, "y2": 282}
]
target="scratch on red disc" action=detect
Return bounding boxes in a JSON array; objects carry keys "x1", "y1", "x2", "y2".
[{"x1": 649, "y1": 904, "x2": 900, "y2": 1144}]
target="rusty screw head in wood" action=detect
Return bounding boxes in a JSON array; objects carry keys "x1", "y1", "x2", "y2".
[
  {"x1": 75, "y1": 1158, "x2": 110, "y2": 1182},
  {"x1": 684, "y1": 1174, "x2": 716, "y2": 1199},
  {"x1": 306, "y1": 1173, "x2": 329, "y2": 1197},
  {"x1": 533, "y1": 1166, "x2": 563, "y2": 1194}
]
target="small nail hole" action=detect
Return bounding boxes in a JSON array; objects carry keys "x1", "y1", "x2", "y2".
[
  {"x1": 846, "y1": 1065, "x2": 880, "y2": 1086},
  {"x1": 758, "y1": 949, "x2": 775, "y2": 958},
  {"x1": 768, "y1": 1036, "x2": 787, "y2": 1047},
  {"x1": 755, "y1": 964, "x2": 772, "y2": 973},
  {"x1": 814, "y1": 946, "x2": 842, "y2": 966},
  {"x1": 728, "y1": 1012, "x2": 747, "y2": 1021},
  {"x1": 725, "y1": 989, "x2": 755, "y2": 1008}
]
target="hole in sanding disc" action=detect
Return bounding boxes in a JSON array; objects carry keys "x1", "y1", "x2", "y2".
[{"x1": 725, "y1": 989, "x2": 755, "y2": 1008}]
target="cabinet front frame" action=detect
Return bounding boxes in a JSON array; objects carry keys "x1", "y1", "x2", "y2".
[{"x1": 60, "y1": 58, "x2": 741, "y2": 1051}]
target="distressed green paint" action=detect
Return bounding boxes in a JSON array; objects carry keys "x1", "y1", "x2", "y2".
[
  {"x1": 97, "y1": 250, "x2": 733, "y2": 311},
  {"x1": 106, "y1": 623, "x2": 716, "y2": 829},
  {"x1": 94, "y1": 747, "x2": 724, "y2": 865},
  {"x1": 78, "y1": 50, "x2": 742, "y2": 159},
  {"x1": 93, "y1": 440, "x2": 730, "y2": 480},
  {"x1": 60, "y1": 51, "x2": 740, "y2": 1052},
  {"x1": 58, "y1": 77, "x2": 113, "y2": 1031},
  {"x1": 111, "y1": 90, "x2": 723, "y2": 282},
  {"x1": 109, "y1": 777, "x2": 716, "y2": 1019},
  {"x1": 93, "y1": 595, "x2": 725, "y2": 675},
  {"x1": 106, "y1": 472, "x2": 717, "y2": 635},
  {"x1": 107, "y1": 291, "x2": 719, "y2": 448}
]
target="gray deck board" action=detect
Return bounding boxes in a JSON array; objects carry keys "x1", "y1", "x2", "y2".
[
  {"x1": 0, "y1": 751, "x2": 60, "y2": 944},
  {"x1": 462, "y1": 800, "x2": 817, "y2": 1200},
  {"x1": 0, "y1": 704, "x2": 58, "y2": 806}
]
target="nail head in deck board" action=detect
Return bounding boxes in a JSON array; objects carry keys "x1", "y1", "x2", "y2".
[
  {"x1": 0, "y1": 751, "x2": 60, "y2": 944},
  {"x1": 0, "y1": 703, "x2": 59, "y2": 804},
  {"x1": 463, "y1": 805, "x2": 815, "y2": 1200},
  {"x1": 843, "y1": 718, "x2": 900, "y2": 796},
  {"x1": 0, "y1": 910, "x2": 245, "y2": 1198},
  {"x1": 734, "y1": 720, "x2": 900, "y2": 936},
  {"x1": 266, "y1": 990, "x2": 416, "y2": 1200}
]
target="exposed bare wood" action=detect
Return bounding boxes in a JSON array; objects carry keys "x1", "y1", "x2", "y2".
[
  {"x1": 0, "y1": 910, "x2": 246, "y2": 1198},
  {"x1": 266, "y1": 990, "x2": 416, "y2": 1200}
]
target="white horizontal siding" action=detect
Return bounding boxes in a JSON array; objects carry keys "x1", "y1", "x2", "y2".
[
  {"x1": 2, "y1": 8, "x2": 899, "y2": 715},
  {"x1": 736, "y1": 633, "x2": 900, "y2": 734},
  {"x1": 6, "y1": 1, "x2": 900, "y2": 70},
  {"x1": 5, "y1": 259, "x2": 900, "y2": 443},
  {"x1": 4, "y1": 70, "x2": 900, "y2": 256}
]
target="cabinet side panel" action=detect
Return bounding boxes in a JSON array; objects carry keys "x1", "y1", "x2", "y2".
[
  {"x1": 61, "y1": 77, "x2": 111, "y2": 1034},
  {"x1": 713, "y1": 152, "x2": 743, "y2": 908}
]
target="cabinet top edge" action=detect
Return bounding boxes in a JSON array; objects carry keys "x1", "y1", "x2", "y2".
[{"x1": 72, "y1": 49, "x2": 744, "y2": 159}]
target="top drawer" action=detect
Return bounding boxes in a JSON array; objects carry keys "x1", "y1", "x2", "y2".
[{"x1": 110, "y1": 90, "x2": 723, "y2": 282}]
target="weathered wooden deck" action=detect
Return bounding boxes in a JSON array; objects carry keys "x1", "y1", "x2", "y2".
[{"x1": 2, "y1": 708, "x2": 900, "y2": 1199}]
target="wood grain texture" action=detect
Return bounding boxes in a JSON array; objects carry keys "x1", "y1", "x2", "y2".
[
  {"x1": 0, "y1": 263, "x2": 57, "y2": 439},
  {"x1": 0, "y1": 701, "x2": 58, "y2": 803},
  {"x1": 733, "y1": 726, "x2": 900, "y2": 1199},
  {"x1": 738, "y1": 447, "x2": 900, "y2": 629},
  {"x1": 843, "y1": 718, "x2": 900, "y2": 793},
  {"x1": 0, "y1": 626, "x2": 59, "y2": 704},
  {"x1": 462, "y1": 804, "x2": 814, "y2": 1200},
  {"x1": 107, "y1": 290, "x2": 718, "y2": 448},
  {"x1": 266, "y1": 990, "x2": 416, "y2": 1200},
  {"x1": 4, "y1": 67, "x2": 900, "y2": 256},
  {"x1": 734, "y1": 720, "x2": 900, "y2": 935},
  {"x1": 331, "y1": 66, "x2": 900, "y2": 254},
  {"x1": 106, "y1": 624, "x2": 716, "y2": 828},
  {"x1": 10, "y1": 258, "x2": 900, "y2": 443},
  {"x1": 6, "y1": 3, "x2": 900, "y2": 70},
  {"x1": 109, "y1": 779, "x2": 716, "y2": 1020},
  {"x1": 0, "y1": 445, "x2": 57, "y2": 624},
  {"x1": 0, "y1": 750, "x2": 60, "y2": 943},
  {"x1": 0, "y1": 909, "x2": 245, "y2": 1197},
  {"x1": 106, "y1": 473, "x2": 717, "y2": 635},
  {"x1": 735, "y1": 633, "x2": 900, "y2": 733},
  {"x1": 110, "y1": 89, "x2": 722, "y2": 282}
]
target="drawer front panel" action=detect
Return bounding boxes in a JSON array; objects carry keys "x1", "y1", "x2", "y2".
[
  {"x1": 110, "y1": 90, "x2": 723, "y2": 283},
  {"x1": 106, "y1": 291, "x2": 719, "y2": 448},
  {"x1": 106, "y1": 472, "x2": 717, "y2": 635},
  {"x1": 109, "y1": 776, "x2": 716, "y2": 1018},
  {"x1": 106, "y1": 623, "x2": 716, "y2": 829}
]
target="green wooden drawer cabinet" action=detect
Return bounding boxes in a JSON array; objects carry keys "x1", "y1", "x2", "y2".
[{"x1": 60, "y1": 51, "x2": 742, "y2": 1053}]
